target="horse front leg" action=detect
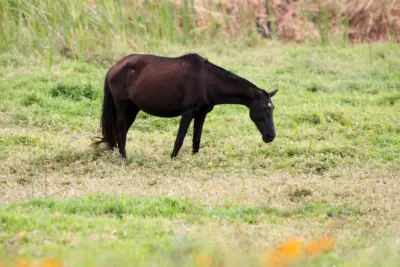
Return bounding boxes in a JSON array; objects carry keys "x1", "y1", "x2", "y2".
[
  {"x1": 171, "y1": 111, "x2": 193, "y2": 159},
  {"x1": 192, "y1": 111, "x2": 208, "y2": 154}
]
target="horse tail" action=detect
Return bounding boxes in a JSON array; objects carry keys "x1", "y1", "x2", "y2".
[{"x1": 93, "y1": 73, "x2": 117, "y2": 149}]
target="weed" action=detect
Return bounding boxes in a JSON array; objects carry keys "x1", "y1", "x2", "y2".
[
  {"x1": 50, "y1": 80, "x2": 98, "y2": 101},
  {"x1": 20, "y1": 93, "x2": 44, "y2": 107},
  {"x1": 289, "y1": 188, "x2": 313, "y2": 202},
  {"x1": 294, "y1": 113, "x2": 322, "y2": 125}
]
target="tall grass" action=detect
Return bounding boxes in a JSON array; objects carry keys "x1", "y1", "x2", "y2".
[
  {"x1": 0, "y1": 0, "x2": 399, "y2": 61},
  {"x1": 0, "y1": 0, "x2": 206, "y2": 60},
  {"x1": 343, "y1": 15, "x2": 349, "y2": 46},
  {"x1": 0, "y1": 0, "x2": 258, "y2": 60}
]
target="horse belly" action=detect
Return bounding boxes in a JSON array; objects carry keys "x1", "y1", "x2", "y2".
[
  {"x1": 142, "y1": 108, "x2": 182, "y2": 118},
  {"x1": 130, "y1": 82, "x2": 185, "y2": 118}
]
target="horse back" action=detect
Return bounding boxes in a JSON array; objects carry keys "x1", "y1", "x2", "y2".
[{"x1": 107, "y1": 53, "x2": 209, "y2": 117}]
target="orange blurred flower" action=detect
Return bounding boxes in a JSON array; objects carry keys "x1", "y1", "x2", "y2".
[
  {"x1": 14, "y1": 259, "x2": 33, "y2": 267},
  {"x1": 266, "y1": 238, "x2": 303, "y2": 267},
  {"x1": 11, "y1": 258, "x2": 64, "y2": 267},
  {"x1": 39, "y1": 259, "x2": 63, "y2": 267},
  {"x1": 305, "y1": 236, "x2": 335, "y2": 256},
  {"x1": 261, "y1": 236, "x2": 336, "y2": 267},
  {"x1": 195, "y1": 253, "x2": 213, "y2": 267}
]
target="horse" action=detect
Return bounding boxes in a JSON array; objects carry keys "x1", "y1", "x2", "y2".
[{"x1": 95, "y1": 53, "x2": 278, "y2": 159}]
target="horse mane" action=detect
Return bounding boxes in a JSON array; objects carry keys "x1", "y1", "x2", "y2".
[
  {"x1": 179, "y1": 53, "x2": 263, "y2": 99},
  {"x1": 204, "y1": 60, "x2": 259, "y2": 90},
  {"x1": 180, "y1": 53, "x2": 208, "y2": 70}
]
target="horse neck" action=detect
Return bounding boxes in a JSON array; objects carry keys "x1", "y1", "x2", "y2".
[{"x1": 203, "y1": 65, "x2": 257, "y2": 106}]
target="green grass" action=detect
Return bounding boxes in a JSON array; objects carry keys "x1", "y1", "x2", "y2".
[
  {"x1": 1, "y1": 41, "x2": 400, "y2": 266},
  {"x1": 0, "y1": 195, "x2": 386, "y2": 267},
  {"x1": 0, "y1": 196, "x2": 397, "y2": 266},
  {"x1": 5, "y1": 195, "x2": 362, "y2": 223}
]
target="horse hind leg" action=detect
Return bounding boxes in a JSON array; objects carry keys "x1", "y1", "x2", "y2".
[
  {"x1": 116, "y1": 102, "x2": 139, "y2": 159},
  {"x1": 125, "y1": 103, "x2": 140, "y2": 135}
]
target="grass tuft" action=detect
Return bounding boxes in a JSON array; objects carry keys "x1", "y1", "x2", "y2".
[{"x1": 50, "y1": 80, "x2": 98, "y2": 101}]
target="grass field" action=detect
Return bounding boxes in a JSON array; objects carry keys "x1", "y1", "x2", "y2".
[{"x1": 0, "y1": 40, "x2": 399, "y2": 266}]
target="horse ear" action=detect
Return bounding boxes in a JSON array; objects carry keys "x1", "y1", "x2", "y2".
[{"x1": 269, "y1": 90, "x2": 278, "y2": 98}]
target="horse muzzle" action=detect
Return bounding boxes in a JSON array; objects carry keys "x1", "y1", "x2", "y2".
[{"x1": 262, "y1": 134, "x2": 275, "y2": 143}]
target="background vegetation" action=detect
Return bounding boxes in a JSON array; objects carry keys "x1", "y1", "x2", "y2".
[
  {"x1": 0, "y1": 0, "x2": 399, "y2": 266},
  {"x1": 1, "y1": 0, "x2": 399, "y2": 61}
]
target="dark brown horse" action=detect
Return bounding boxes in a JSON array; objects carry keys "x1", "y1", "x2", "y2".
[{"x1": 95, "y1": 53, "x2": 278, "y2": 159}]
